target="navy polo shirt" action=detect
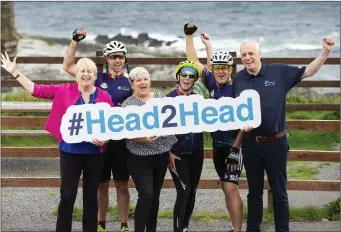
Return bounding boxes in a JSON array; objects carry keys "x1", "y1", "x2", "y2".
[
  {"x1": 201, "y1": 67, "x2": 238, "y2": 147},
  {"x1": 95, "y1": 72, "x2": 132, "y2": 106},
  {"x1": 59, "y1": 89, "x2": 100, "y2": 155},
  {"x1": 167, "y1": 88, "x2": 203, "y2": 155},
  {"x1": 232, "y1": 63, "x2": 306, "y2": 136}
]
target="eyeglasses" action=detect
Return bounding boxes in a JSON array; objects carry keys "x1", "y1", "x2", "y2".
[
  {"x1": 213, "y1": 65, "x2": 229, "y2": 71},
  {"x1": 107, "y1": 55, "x2": 125, "y2": 60},
  {"x1": 180, "y1": 73, "x2": 197, "y2": 78}
]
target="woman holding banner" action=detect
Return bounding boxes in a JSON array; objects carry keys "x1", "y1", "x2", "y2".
[
  {"x1": 63, "y1": 29, "x2": 132, "y2": 232},
  {"x1": 166, "y1": 60, "x2": 204, "y2": 232},
  {"x1": 121, "y1": 67, "x2": 177, "y2": 232},
  {"x1": 1, "y1": 52, "x2": 113, "y2": 232}
]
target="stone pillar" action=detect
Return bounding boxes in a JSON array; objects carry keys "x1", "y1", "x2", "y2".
[{"x1": 1, "y1": 1, "x2": 20, "y2": 81}]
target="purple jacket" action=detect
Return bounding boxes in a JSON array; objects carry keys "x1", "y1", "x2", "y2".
[{"x1": 32, "y1": 83, "x2": 114, "y2": 153}]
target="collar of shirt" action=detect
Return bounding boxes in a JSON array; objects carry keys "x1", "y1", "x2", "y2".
[
  {"x1": 244, "y1": 63, "x2": 268, "y2": 80},
  {"x1": 176, "y1": 87, "x2": 193, "y2": 96},
  {"x1": 108, "y1": 72, "x2": 123, "y2": 79}
]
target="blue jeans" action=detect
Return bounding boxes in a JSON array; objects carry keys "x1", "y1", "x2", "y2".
[{"x1": 242, "y1": 135, "x2": 289, "y2": 232}]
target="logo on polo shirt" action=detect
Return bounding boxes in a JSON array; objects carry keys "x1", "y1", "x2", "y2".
[
  {"x1": 100, "y1": 83, "x2": 108, "y2": 89},
  {"x1": 264, "y1": 80, "x2": 275, "y2": 87},
  {"x1": 210, "y1": 90, "x2": 215, "y2": 97},
  {"x1": 117, "y1": 86, "x2": 131, "y2": 91}
]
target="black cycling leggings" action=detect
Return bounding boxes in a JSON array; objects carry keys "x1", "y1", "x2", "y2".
[
  {"x1": 127, "y1": 151, "x2": 169, "y2": 232},
  {"x1": 170, "y1": 150, "x2": 204, "y2": 231}
]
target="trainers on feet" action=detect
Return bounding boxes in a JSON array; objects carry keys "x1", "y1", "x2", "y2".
[
  {"x1": 183, "y1": 228, "x2": 189, "y2": 232},
  {"x1": 97, "y1": 225, "x2": 107, "y2": 232},
  {"x1": 120, "y1": 226, "x2": 130, "y2": 232}
]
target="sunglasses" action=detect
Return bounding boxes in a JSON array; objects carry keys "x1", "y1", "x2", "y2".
[
  {"x1": 107, "y1": 55, "x2": 125, "y2": 60},
  {"x1": 213, "y1": 65, "x2": 229, "y2": 71},
  {"x1": 180, "y1": 73, "x2": 197, "y2": 78}
]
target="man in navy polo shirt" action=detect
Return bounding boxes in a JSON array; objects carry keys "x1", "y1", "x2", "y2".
[{"x1": 232, "y1": 38, "x2": 335, "y2": 232}]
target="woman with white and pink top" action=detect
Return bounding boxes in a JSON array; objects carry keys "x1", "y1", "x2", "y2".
[{"x1": 1, "y1": 52, "x2": 114, "y2": 232}]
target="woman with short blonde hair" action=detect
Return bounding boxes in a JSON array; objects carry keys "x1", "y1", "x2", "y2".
[
  {"x1": 122, "y1": 67, "x2": 177, "y2": 232},
  {"x1": 1, "y1": 52, "x2": 114, "y2": 232}
]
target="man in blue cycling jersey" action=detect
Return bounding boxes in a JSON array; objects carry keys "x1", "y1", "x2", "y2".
[{"x1": 185, "y1": 22, "x2": 244, "y2": 232}]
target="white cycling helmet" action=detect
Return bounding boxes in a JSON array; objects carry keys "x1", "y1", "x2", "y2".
[
  {"x1": 103, "y1": 41, "x2": 127, "y2": 57},
  {"x1": 210, "y1": 52, "x2": 233, "y2": 66}
]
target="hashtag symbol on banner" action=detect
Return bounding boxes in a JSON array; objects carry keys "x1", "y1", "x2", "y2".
[{"x1": 68, "y1": 113, "x2": 84, "y2": 136}]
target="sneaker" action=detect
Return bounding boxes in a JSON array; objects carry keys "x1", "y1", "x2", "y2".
[
  {"x1": 120, "y1": 226, "x2": 130, "y2": 232},
  {"x1": 183, "y1": 228, "x2": 189, "y2": 232},
  {"x1": 97, "y1": 225, "x2": 107, "y2": 232}
]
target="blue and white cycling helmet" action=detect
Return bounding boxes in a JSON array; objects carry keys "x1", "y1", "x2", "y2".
[
  {"x1": 210, "y1": 52, "x2": 233, "y2": 66},
  {"x1": 103, "y1": 41, "x2": 127, "y2": 57}
]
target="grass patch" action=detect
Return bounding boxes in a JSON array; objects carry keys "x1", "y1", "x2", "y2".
[
  {"x1": 48, "y1": 192, "x2": 56, "y2": 196},
  {"x1": 287, "y1": 131, "x2": 340, "y2": 150},
  {"x1": 52, "y1": 206, "x2": 83, "y2": 221},
  {"x1": 287, "y1": 166, "x2": 319, "y2": 180},
  {"x1": 317, "y1": 162, "x2": 331, "y2": 168},
  {"x1": 286, "y1": 111, "x2": 340, "y2": 120},
  {"x1": 52, "y1": 198, "x2": 340, "y2": 222},
  {"x1": 2, "y1": 90, "x2": 51, "y2": 102},
  {"x1": 287, "y1": 161, "x2": 306, "y2": 165},
  {"x1": 286, "y1": 93, "x2": 340, "y2": 104},
  {"x1": 2, "y1": 112, "x2": 50, "y2": 117},
  {"x1": 108, "y1": 205, "x2": 135, "y2": 220},
  {"x1": 1, "y1": 136, "x2": 57, "y2": 147}
]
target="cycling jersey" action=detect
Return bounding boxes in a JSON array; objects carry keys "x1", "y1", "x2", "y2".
[
  {"x1": 201, "y1": 67, "x2": 238, "y2": 147},
  {"x1": 167, "y1": 88, "x2": 203, "y2": 155},
  {"x1": 95, "y1": 72, "x2": 132, "y2": 106}
]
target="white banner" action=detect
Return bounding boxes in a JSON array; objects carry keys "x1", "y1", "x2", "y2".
[{"x1": 60, "y1": 90, "x2": 261, "y2": 143}]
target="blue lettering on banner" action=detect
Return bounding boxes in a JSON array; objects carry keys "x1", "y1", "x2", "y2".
[
  {"x1": 142, "y1": 105, "x2": 160, "y2": 129},
  {"x1": 108, "y1": 114, "x2": 124, "y2": 132},
  {"x1": 236, "y1": 98, "x2": 254, "y2": 121},
  {"x1": 125, "y1": 113, "x2": 141, "y2": 131},
  {"x1": 219, "y1": 105, "x2": 235, "y2": 123},
  {"x1": 86, "y1": 110, "x2": 106, "y2": 134},
  {"x1": 201, "y1": 106, "x2": 218, "y2": 124},
  {"x1": 179, "y1": 102, "x2": 199, "y2": 126},
  {"x1": 61, "y1": 90, "x2": 262, "y2": 143},
  {"x1": 161, "y1": 105, "x2": 177, "y2": 128}
]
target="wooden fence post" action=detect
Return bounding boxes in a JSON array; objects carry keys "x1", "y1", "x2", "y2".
[
  {"x1": 230, "y1": 51, "x2": 237, "y2": 78},
  {"x1": 95, "y1": 51, "x2": 104, "y2": 73}
]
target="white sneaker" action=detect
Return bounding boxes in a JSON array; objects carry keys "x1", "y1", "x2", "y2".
[{"x1": 183, "y1": 228, "x2": 189, "y2": 232}]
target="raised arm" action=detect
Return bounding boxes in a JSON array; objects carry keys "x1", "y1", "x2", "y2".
[
  {"x1": 201, "y1": 33, "x2": 213, "y2": 71},
  {"x1": 1, "y1": 52, "x2": 34, "y2": 93},
  {"x1": 185, "y1": 22, "x2": 204, "y2": 71},
  {"x1": 301, "y1": 38, "x2": 335, "y2": 79},
  {"x1": 63, "y1": 29, "x2": 87, "y2": 77}
]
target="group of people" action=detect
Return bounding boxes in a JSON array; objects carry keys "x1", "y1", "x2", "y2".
[{"x1": 0, "y1": 22, "x2": 334, "y2": 232}]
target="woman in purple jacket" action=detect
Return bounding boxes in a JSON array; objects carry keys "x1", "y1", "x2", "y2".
[{"x1": 1, "y1": 52, "x2": 114, "y2": 232}]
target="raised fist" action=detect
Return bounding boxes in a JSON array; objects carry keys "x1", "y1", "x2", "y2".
[
  {"x1": 72, "y1": 29, "x2": 87, "y2": 42},
  {"x1": 184, "y1": 22, "x2": 198, "y2": 35},
  {"x1": 322, "y1": 38, "x2": 335, "y2": 52}
]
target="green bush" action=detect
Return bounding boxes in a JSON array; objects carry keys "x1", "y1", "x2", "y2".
[{"x1": 323, "y1": 197, "x2": 340, "y2": 221}]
